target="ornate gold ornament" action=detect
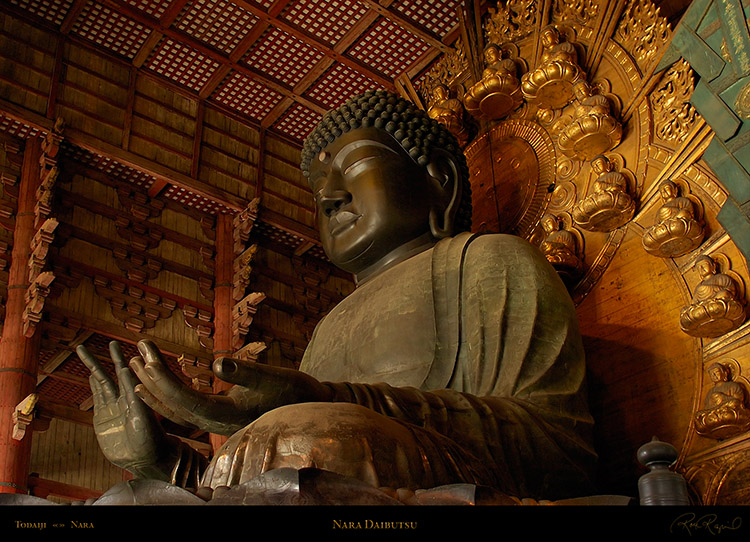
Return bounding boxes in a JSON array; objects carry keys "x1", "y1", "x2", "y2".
[
  {"x1": 650, "y1": 59, "x2": 699, "y2": 143},
  {"x1": 418, "y1": 38, "x2": 469, "y2": 105},
  {"x1": 484, "y1": 0, "x2": 538, "y2": 45},
  {"x1": 571, "y1": 155, "x2": 635, "y2": 231},
  {"x1": 735, "y1": 81, "x2": 750, "y2": 120},
  {"x1": 615, "y1": 0, "x2": 670, "y2": 70},
  {"x1": 521, "y1": 25, "x2": 585, "y2": 110},
  {"x1": 694, "y1": 361, "x2": 750, "y2": 440},
  {"x1": 463, "y1": 43, "x2": 523, "y2": 120},
  {"x1": 552, "y1": 0, "x2": 600, "y2": 25},
  {"x1": 641, "y1": 180, "x2": 705, "y2": 258},
  {"x1": 427, "y1": 84, "x2": 470, "y2": 146},
  {"x1": 557, "y1": 80, "x2": 623, "y2": 160},
  {"x1": 680, "y1": 255, "x2": 747, "y2": 338},
  {"x1": 539, "y1": 212, "x2": 583, "y2": 283}
]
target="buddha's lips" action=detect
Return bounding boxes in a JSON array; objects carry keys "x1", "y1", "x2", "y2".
[{"x1": 329, "y1": 210, "x2": 360, "y2": 235}]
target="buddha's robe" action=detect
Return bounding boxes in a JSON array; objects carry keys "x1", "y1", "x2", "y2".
[{"x1": 202, "y1": 233, "x2": 597, "y2": 500}]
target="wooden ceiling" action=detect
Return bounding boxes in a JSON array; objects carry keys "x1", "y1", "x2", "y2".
[{"x1": 3, "y1": 0, "x2": 461, "y2": 141}]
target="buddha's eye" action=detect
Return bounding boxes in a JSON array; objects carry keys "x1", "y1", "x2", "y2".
[{"x1": 343, "y1": 155, "x2": 377, "y2": 177}]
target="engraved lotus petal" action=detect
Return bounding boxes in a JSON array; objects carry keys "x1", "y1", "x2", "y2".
[
  {"x1": 558, "y1": 114, "x2": 623, "y2": 161},
  {"x1": 571, "y1": 191, "x2": 635, "y2": 232},
  {"x1": 464, "y1": 75, "x2": 522, "y2": 119},
  {"x1": 679, "y1": 299, "x2": 747, "y2": 338},
  {"x1": 642, "y1": 218, "x2": 704, "y2": 258}
]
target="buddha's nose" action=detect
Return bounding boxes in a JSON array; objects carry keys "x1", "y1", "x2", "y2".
[{"x1": 319, "y1": 189, "x2": 352, "y2": 217}]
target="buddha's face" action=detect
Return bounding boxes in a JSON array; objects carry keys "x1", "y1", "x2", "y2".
[
  {"x1": 709, "y1": 366, "x2": 726, "y2": 383},
  {"x1": 308, "y1": 127, "x2": 445, "y2": 277},
  {"x1": 484, "y1": 46, "x2": 499, "y2": 64},
  {"x1": 542, "y1": 215, "x2": 557, "y2": 233},
  {"x1": 433, "y1": 85, "x2": 448, "y2": 101},
  {"x1": 542, "y1": 29, "x2": 558, "y2": 48},
  {"x1": 696, "y1": 257, "x2": 715, "y2": 279},
  {"x1": 660, "y1": 182, "x2": 676, "y2": 200},
  {"x1": 591, "y1": 156, "x2": 610, "y2": 175}
]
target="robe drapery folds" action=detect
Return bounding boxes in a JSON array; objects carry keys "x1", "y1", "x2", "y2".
[{"x1": 203, "y1": 234, "x2": 597, "y2": 499}]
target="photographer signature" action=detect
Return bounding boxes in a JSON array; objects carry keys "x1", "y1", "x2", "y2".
[{"x1": 671, "y1": 513, "x2": 742, "y2": 535}]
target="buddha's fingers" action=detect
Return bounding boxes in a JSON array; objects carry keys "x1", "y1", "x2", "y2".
[
  {"x1": 131, "y1": 341, "x2": 249, "y2": 434},
  {"x1": 134, "y1": 384, "x2": 197, "y2": 430},
  {"x1": 213, "y1": 357, "x2": 330, "y2": 402},
  {"x1": 108, "y1": 341, "x2": 140, "y2": 404},
  {"x1": 76, "y1": 345, "x2": 118, "y2": 404}
]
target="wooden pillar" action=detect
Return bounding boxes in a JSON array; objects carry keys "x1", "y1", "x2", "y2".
[
  {"x1": 210, "y1": 213, "x2": 233, "y2": 452},
  {"x1": 0, "y1": 138, "x2": 43, "y2": 494}
]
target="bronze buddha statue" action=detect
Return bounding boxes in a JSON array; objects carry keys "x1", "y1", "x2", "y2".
[{"x1": 78, "y1": 90, "x2": 596, "y2": 503}]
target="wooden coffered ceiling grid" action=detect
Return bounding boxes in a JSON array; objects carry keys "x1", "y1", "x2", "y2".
[{"x1": 0, "y1": 0, "x2": 464, "y2": 236}]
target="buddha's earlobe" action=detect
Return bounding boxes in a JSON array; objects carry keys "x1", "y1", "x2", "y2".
[{"x1": 426, "y1": 150, "x2": 460, "y2": 239}]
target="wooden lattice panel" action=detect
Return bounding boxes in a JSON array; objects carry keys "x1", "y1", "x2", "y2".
[
  {"x1": 305, "y1": 62, "x2": 378, "y2": 109},
  {"x1": 162, "y1": 184, "x2": 231, "y2": 215},
  {"x1": 241, "y1": 26, "x2": 325, "y2": 88},
  {"x1": 174, "y1": 0, "x2": 259, "y2": 55},
  {"x1": 62, "y1": 143, "x2": 157, "y2": 190},
  {"x1": 8, "y1": 0, "x2": 73, "y2": 27},
  {"x1": 212, "y1": 71, "x2": 284, "y2": 122},
  {"x1": 280, "y1": 0, "x2": 369, "y2": 46},
  {"x1": 393, "y1": 0, "x2": 461, "y2": 37},
  {"x1": 37, "y1": 377, "x2": 92, "y2": 406},
  {"x1": 122, "y1": 0, "x2": 168, "y2": 20},
  {"x1": 0, "y1": 114, "x2": 41, "y2": 140},
  {"x1": 145, "y1": 37, "x2": 221, "y2": 92},
  {"x1": 254, "y1": 221, "x2": 308, "y2": 253},
  {"x1": 272, "y1": 101, "x2": 320, "y2": 142},
  {"x1": 71, "y1": 2, "x2": 151, "y2": 60},
  {"x1": 346, "y1": 16, "x2": 431, "y2": 78}
]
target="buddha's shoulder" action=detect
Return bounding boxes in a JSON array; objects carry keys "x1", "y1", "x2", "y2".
[
  {"x1": 449, "y1": 232, "x2": 561, "y2": 285},
  {"x1": 452, "y1": 232, "x2": 546, "y2": 262}
]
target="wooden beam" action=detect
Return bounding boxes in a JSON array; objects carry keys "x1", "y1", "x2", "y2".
[
  {"x1": 37, "y1": 330, "x2": 94, "y2": 385},
  {"x1": 191, "y1": 101, "x2": 205, "y2": 179},
  {"x1": 27, "y1": 474, "x2": 103, "y2": 501}
]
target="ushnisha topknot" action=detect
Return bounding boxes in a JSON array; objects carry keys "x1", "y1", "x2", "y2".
[{"x1": 300, "y1": 89, "x2": 472, "y2": 233}]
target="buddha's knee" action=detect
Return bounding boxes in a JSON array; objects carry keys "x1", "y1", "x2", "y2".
[{"x1": 201, "y1": 403, "x2": 483, "y2": 490}]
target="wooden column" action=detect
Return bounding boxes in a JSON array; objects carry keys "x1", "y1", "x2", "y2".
[
  {"x1": 0, "y1": 138, "x2": 43, "y2": 494},
  {"x1": 210, "y1": 213, "x2": 233, "y2": 452}
]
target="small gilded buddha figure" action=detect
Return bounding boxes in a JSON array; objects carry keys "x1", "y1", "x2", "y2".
[
  {"x1": 539, "y1": 213, "x2": 582, "y2": 283},
  {"x1": 463, "y1": 43, "x2": 522, "y2": 120},
  {"x1": 571, "y1": 155, "x2": 635, "y2": 232},
  {"x1": 680, "y1": 255, "x2": 746, "y2": 338},
  {"x1": 78, "y1": 90, "x2": 596, "y2": 505},
  {"x1": 521, "y1": 25, "x2": 584, "y2": 111},
  {"x1": 558, "y1": 81, "x2": 623, "y2": 161},
  {"x1": 427, "y1": 84, "x2": 470, "y2": 146},
  {"x1": 642, "y1": 180, "x2": 704, "y2": 258},
  {"x1": 694, "y1": 363, "x2": 750, "y2": 440}
]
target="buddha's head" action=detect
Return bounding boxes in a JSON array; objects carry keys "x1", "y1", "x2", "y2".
[
  {"x1": 695, "y1": 255, "x2": 717, "y2": 280},
  {"x1": 301, "y1": 90, "x2": 471, "y2": 281},
  {"x1": 573, "y1": 80, "x2": 593, "y2": 102},
  {"x1": 432, "y1": 84, "x2": 449, "y2": 102},
  {"x1": 591, "y1": 154, "x2": 611, "y2": 175},
  {"x1": 659, "y1": 180, "x2": 677, "y2": 200},
  {"x1": 707, "y1": 363, "x2": 728, "y2": 383},
  {"x1": 484, "y1": 44, "x2": 501, "y2": 65},
  {"x1": 541, "y1": 26, "x2": 560, "y2": 48},
  {"x1": 541, "y1": 213, "x2": 559, "y2": 234}
]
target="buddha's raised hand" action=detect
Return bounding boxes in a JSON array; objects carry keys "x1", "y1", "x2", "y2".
[
  {"x1": 130, "y1": 340, "x2": 333, "y2": 435},
  {"x1": 77, "y1": 341, "x2": 172, "y2": 479}
]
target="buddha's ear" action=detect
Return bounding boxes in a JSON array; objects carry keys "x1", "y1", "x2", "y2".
[{"x1": 425, "y1": 148, "x2": 461, "y2": 239}]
